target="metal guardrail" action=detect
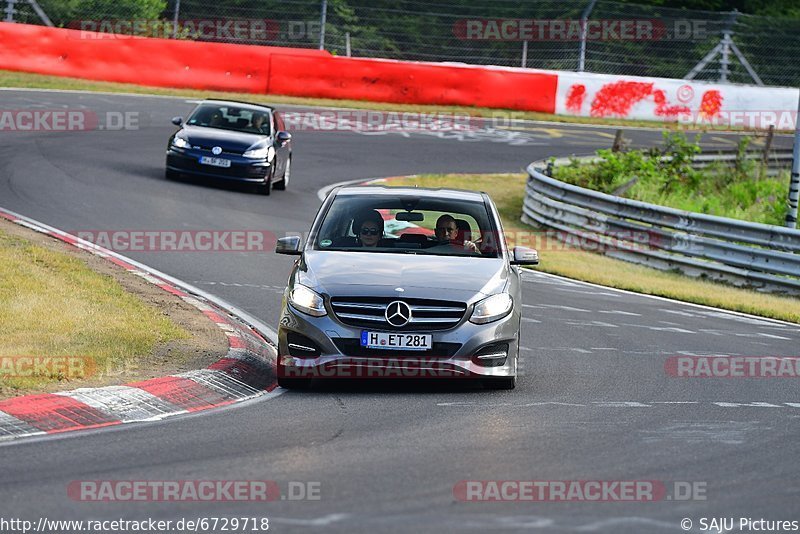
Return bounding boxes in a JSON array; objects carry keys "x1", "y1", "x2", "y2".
[{"x1": 522, "y1": 153, "x2": 800, "y2": 294}]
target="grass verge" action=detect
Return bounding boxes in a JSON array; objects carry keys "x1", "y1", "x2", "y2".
[
  {"x1": 0, "y1": 69, "x2": 738, "y2": 131},
  {"x1": 0, "y1": 220, "x2": 227, "y2": 398},
  {"x1": 373, "y1": 173, "x2": 800, "y2": 324}
]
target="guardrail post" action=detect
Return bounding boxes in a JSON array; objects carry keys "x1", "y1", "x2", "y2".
[
  {"x1": 612, "y1": 130, "x2": 625, "y2": 152},
  {"x1": 762, "y1": 125, "x2": 774, "y2": 164},
  {"x1": 787, "y1": 94, "x2": 800, "y2": 228}
]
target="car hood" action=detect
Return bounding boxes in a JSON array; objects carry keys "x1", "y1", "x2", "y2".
[
  {"x1": 180, "y1": 125, "x2": 268, "y2": 151},
  {"x1": 298, "y1": 251, "x2": 508, "y2": 303}
]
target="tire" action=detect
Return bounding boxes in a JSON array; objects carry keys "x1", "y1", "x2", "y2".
[
  {"x1": 165, "y1": 168, "x2": 179, "y2": 180},
  {"x1": 483, "y1": 376, "x2": 516, "y2": 390},
  {"x1": 274, "y1": 156, "x2": 290, "y2": 191},
  {"x1": 277, "y1": 376, "x2": 311, "y2": 390},
  {"x1": 258, "y1": 167, "x2": 273, "y2": 196}
]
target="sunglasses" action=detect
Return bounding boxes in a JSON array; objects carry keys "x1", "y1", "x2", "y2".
[{"x1": 360, "y1": 228, "x2": 380, "y2": 236}]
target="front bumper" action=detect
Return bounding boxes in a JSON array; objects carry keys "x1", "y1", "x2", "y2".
[
  {"x1": 277, "y1": 297, "x2": 519, "y2": 379},
  {"x1": 166, "y1": 148, "x2": 271, "y2": 182}
]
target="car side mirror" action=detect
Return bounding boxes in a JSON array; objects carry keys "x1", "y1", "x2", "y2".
[
  {"x1": 276, "y1": 131, "x2": 292, "y2": 146},
  {"x1": 276, "y1": 236, "x2": 302, "y2": 255},
  {"x1": 171, "y1": 116, "x2": 183, "y2": 126},
  {"x1": 510, "y1": 246, "x2": 539, "y2": 265}
]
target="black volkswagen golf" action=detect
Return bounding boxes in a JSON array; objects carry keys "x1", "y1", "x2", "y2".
[{"x1": 165, "y1": 100, "x2": 292, "y2": 195}]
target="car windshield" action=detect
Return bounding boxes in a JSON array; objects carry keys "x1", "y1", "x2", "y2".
[
  {"x1": 313, "y1": 193, "x2": 502, "y2": 258},
  {"x1": 186, "y1": 103, "x2": 271, "y2": 135}
]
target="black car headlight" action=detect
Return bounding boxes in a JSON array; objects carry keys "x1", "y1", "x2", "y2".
[
  {"x1": 470, "y1": 294, "x2": 513, "y2": 324},
  {"x1": 289, "y1": 285, "x2": 327, "y2": 317}
]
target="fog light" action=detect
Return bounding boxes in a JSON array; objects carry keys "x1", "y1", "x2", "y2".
[{"x1": 472, "y1": 343, "x2": 509, "y2": 367}]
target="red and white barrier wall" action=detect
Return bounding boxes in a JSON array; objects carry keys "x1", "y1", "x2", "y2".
[
  {"x1": 2, "y1": 22, "x2": 797, "y2": 128},
  {"x1": 555, "y1": 71, "x2": 800, "y2": 129}
]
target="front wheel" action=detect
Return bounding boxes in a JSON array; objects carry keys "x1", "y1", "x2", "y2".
[
  {"x1": 274, "y1": 156, "x2": 290, "y2": 191},
  {"x1": 258, "y1": 167, "x2": 273, "y2": 196},
  {"x1": 483, "y1": 376, "x2": 516, "y2": 390}
]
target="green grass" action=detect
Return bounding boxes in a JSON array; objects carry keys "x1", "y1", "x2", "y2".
[
  {"x1": 373, "y1": 173, "x2": 800, "y2": 324},
  {"x1": 0, "y1": 229, "x2": 188, "y2": 393},
  {"x1": 0, "y1": 69, "x2": 760, "y2": 131}
]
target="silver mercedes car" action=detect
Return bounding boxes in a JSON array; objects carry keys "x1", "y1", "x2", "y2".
[{"x1": 274, "y1": 186, "x2": 539, "y2": 390}]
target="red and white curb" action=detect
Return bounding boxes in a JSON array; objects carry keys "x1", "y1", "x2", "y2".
[{"x1": 0, "y1": 207, "x2": 282, "y2": 442}]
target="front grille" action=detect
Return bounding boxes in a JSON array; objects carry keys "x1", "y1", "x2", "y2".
[
  {"x1": 332, "y1": 338, "x2": 461, "y2": 358},
  {"x1": 330, "y1": 297, "x2": 467, "y2": 331},
  {"x1": 195, "y1": 145, "x2": 244, "y2": 156}
]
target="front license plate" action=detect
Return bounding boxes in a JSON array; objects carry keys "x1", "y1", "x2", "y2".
[
  {"x1": 361, "y1": 331, "x2": 432, "y2": 351},
  {"x1": 199, "y1": 156, "x2": 231, "y2": 168}
]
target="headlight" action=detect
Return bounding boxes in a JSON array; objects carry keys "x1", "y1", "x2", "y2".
[
  {"x1": 171, "y1": 135, "x2": 190, "y2": 149},
  {"x1": 243, "y1": 144, "x2": 275, "y2": 160},
  {"x1": 470, "y1": 293, "x2": 513, "y2": 324},
  {"x1": 289, "y1": 285, "x2": 326, "y2": 317}
]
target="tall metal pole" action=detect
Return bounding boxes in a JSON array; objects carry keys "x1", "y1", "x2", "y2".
[
  {"x1": 172, "y1": 0, "x2": 181, "y2": 38},
  {"x1": 4, "y1": 0, "x2": 16, "y2": 22},
  {"x1": 318, "y1": 0, "x2": 327, "y2": 50},
  {"x1": 719, "y1": 32, "x2": 730, "y2": 83},
  {"x1": 578, "y1": 0, "x2": 598, "y2": 72},
  {"x1": 786, "y1": 90, "x2": 800, "y2": 228},
  {"x1": 521, "y1": 40, "x2": 528, "y2": 68}
]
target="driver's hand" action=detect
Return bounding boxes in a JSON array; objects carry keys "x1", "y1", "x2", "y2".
[{"x1": 464, "y1": 240, "x2": 479, "y2": 253}]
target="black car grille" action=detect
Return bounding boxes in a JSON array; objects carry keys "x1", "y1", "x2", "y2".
[
  {"x1": 330, "y1": 297, "x2": 467, "y2": 331},
  {"x1": 332, "y1": 339, "x2": 461, "y2": 358},
  {"x1": 195, "y1": 145, "x2": 244, "y2": 156}
]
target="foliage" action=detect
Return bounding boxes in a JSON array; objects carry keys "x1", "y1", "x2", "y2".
[{"x1": 553, "y1": 131, "x2": 790, "y2": 225}]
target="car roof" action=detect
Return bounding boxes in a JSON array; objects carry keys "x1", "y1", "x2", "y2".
[
  {"x1": 199, "y1": 99, "x2": 276, "y2": 113},
  {"x1": 334, "y1": 185, "x2": 487, "y2": 202}
]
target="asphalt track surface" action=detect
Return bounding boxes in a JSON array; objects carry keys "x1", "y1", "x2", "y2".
[{"x1": 0, "y1": 89, "x2": 798, "y2": 533}]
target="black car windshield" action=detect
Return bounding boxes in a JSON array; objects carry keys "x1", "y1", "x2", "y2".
[
  {"x1": 186, "y1": 103, "x2": 271, "y2": 135},
  {"x1": 313, "y1": 194, "x2": 502, "y2": 258}
]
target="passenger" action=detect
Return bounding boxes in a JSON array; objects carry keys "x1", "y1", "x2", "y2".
[
  {"x1": 435, "y1": 214, "x2": 478, "y2": 253},
  {"x1": 354, "y1": 210, "x2": 385, "y2": 247},
  {"x1": 454, "y1": 218, "x2": 472, "y2": 245}
]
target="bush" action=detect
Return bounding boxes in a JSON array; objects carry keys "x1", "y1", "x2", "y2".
[{"x1": 553, "y1": 132, "x2": 789, "y2": 225}]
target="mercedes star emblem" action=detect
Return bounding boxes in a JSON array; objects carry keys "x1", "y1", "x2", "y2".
[{"x1": 385, "y1": 300, "x2": 412, "y2": 327}]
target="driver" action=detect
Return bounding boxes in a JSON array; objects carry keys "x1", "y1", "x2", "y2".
[
  {"x1": 435, "y1": 214, "x2": 479, "y2": 253},
  {"x1": 250, "y1": 112, "x2": 268, "y2": 133}
]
